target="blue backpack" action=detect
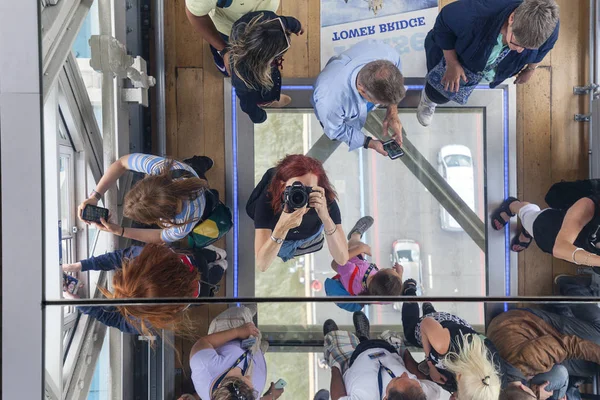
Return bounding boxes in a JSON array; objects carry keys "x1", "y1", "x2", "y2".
[{"x1": 324, "y1": 278, "x2": 363, "y2": 312}]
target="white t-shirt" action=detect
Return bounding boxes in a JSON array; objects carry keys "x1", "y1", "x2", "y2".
[
  {"x1": 339, "y1": 349, "x2": 451, "y2": 400},
  {"x1": 185, "y1": 0, "x2": 280, "y2": 35},
  {"x1": 190, "y1": 341, "x2": 267, "y2": 400}
]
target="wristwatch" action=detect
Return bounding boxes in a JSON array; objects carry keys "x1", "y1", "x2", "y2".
[
  {"x1": 270, "y1": 235, "x2": 284, "y2": 244},
  {"x1": 217, "y1": 47, "x2": 229, "y2": 58},
  {"x1": 363, "y1": 136, "x2": 372, "y2": 149}
]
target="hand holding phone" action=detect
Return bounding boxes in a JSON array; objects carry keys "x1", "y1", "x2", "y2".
[
  {"x1": 81, "y1": 204, "x2": 109, "y2": 223},
  {"x1": 274, "y1": 379, "x2": 287, "y2": 390},
  {"x1": 63, "y1": 273, "x2": 80, "y2": 295},
  {"x1": 382, "y1": 139, "x2": 404, "y2": 160},
  {"x1": 241, "y1": 337, "x2": 257, "y2": 350}
]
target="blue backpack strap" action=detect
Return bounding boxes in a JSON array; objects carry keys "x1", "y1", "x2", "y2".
[
  {"x1": 216, "y1": 0, "x2": 233, "y2": 8},
  {"x1": 324, "y1": 278, "x2": 363, "y2": 313}
]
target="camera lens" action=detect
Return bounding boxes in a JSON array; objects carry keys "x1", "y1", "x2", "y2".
[{"x1": 290, "y1": 190, "x2": 307, "y2": 207}]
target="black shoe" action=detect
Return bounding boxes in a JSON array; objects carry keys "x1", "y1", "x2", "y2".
[
  {"x1": 313, "y1": 389, "x2": 330, "y2": 400},
  {"x1": 323, "y1": 319, "x2": 339, "y2": 336},
  {"x1": 199, "y1": 262, "x2": 225, "y2": 297},
  {"x1": 347, "y1": 216, "x2": 374, "y2": 240},
  {"x1": 183, "y1": 155, "x2": 214, "y2": 179},
  {"x1": 353, "y1": 311, "x2": 370, "y2": 341},
  {"x1": 422, "y1": 302, "x2": 436, "y2": 316},
  {"x1": 402, "y1": 279, "x2": 417, "y2": 295}
]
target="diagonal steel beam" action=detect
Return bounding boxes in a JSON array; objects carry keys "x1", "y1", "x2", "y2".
[{"x1": 363, "y1": 111, "x2": 485, "y2": 250}]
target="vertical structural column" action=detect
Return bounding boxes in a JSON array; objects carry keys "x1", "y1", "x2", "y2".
[
  {"x1": 97, "y1": 2, "x2": 122, "y2": 400},
  {"x1": 98, "y1": 0, "x2": 119, "y2": 254},
  {"x1": 0, "y1": 1, "x2": 44, "y2": 399}
]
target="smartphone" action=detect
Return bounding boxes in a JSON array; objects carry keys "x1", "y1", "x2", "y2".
[
  {"x1": 417, "y1": 360, "x2": 430, "y2": 376},
  {"x1": 382, "y1": 139, "x2": 405, "y2": 160},
  {"x1": 82, "y1": 204, "x2": 109, "y2": 223},
  {"x1": 274, "y1": 379, "x2": 287, "y2": 390},
  {"x1": 63, "y1": 273, "x2": 79, "y2": 295},
  {"x1": 241, "y1": 337, "x2": 257, "y2": 349}
]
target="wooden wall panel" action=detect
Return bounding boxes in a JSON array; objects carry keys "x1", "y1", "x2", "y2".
[
  {"x1": 176, "y1": 68, "x2": 205, "y2": 158},
  {"x1": 517, "y1": 67, "x2": 554, "y2": 296},
  {"x1": 550, "y1": 0, "x2": 588, "y2": 183},
  {"x1": 281, "y1": 0, "x2": 310, "y2": 78},
  {"x1": 515, "y1": 0, "x2": 589, "y2": 293},
  {"x1": 307, "y1": 0, "x2": 321, "y2": 77},
  {"x1": 165, "y1": 0, "x2": 179, "y2": 156},
  {"x1": 202, "y1": 42, "x2": 226, "y2": 196},
  {"x1": 550, "y1": 0, "x2": 589, "y2": 280},
  {"x1": 175, "y1": 0, "x2": 205, "y2": 68}
]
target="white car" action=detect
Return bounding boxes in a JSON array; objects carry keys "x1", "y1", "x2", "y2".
[
  {"x1": 437, "y1": 145, "x2": 476, "y2": 232},
  {"x1": 391, "y1": 239, "x2": 423, "y2": 311},
  {"x1": 391, "y1": 239, "x2": 423, "y2": 293}
]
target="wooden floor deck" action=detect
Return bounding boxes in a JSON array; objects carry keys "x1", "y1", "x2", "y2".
[{"x1": 161, "y1": 0, "x2": 591, "y2": 395}]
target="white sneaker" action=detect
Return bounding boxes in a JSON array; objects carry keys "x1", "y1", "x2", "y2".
[
  {"x1": 416, "y1": 89, "x2": 437, "y2": 127},
  {"x1": 205, "y1": 245, "x2": 227, "y2": 261},
  {"x1": 208, "y1": 258, "x2": 228, "y2": 271}
]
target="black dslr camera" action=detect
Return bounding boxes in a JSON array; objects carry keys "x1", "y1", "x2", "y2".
[{"x1": 282, "y1": 181, "x2": 313, "y2": 210}]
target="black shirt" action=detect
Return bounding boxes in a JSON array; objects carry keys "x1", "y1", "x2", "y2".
[
  {"x1": 253, "y1": 185, "x2": 342, "y2": 241},
  {"x1": 230, "y1": 11, "x2": 302, "y2": 124},
  {"x1": 533, "y1": 195, "x2": 600, "y2": 255}
]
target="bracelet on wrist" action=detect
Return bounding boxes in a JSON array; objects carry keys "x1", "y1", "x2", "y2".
[
  {"x1": 120, "y1": 227, "x2": 125, "y2": 237},
  {"x1": 90, "y1": 189, "x2": 102, "y2": 200},
  {"x1": 363, "y1": 136, "x2": 372, "y2": 149},
  {"x1": 572, "y1": 247, "x2": 585, "y2": 265},
  {"x1": 217, "y1": 46, "x2": 230, "y2": 58},
  {"x1": 324, "y1": 225, "x2": 337, "y2": 236}
]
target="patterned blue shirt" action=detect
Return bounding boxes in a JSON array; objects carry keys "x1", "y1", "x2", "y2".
[
  {"x1": 311, "y1": 40, "x2": 402, "y2": 151},
  {"x1": 127, "y1": 153, "x2": 206, "y2": 242}
]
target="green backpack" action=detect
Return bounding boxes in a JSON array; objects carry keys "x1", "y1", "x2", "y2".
[{"x1": 171, "y1": 167, "x2": 233, "y2": 248}]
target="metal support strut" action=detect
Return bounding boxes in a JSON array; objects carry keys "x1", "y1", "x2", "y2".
[{"x1": 363, "y1": 111, "x2": 486, "y2": 251}]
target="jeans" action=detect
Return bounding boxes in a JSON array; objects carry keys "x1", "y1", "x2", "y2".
[
  {"x1": 531, "y1": 364, "x2": 569, "y2": 400},
  {"x1": 530, "y1": 275, "x2": 600, "y2": 378},
  {"x1": 425, "y1": 83, "x2": 450, "y2": 105},
  {"x1": 400, "y1": 287, "x2": 420, "y2": 346},
  {"x1": 277, "y1": 226, "x2": 324, "y2": 262}
]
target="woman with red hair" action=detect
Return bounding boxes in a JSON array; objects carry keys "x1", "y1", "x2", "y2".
[{"x1": 247, "y1": 154, "x2": 349, "y2": 272}]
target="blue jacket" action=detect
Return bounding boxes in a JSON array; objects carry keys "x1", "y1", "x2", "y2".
[{"x1": 425, "y1": 0, "x2": 559, "y2": 88}]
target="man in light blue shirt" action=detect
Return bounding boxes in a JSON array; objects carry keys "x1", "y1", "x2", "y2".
[{"x1": 312, "y1": 40, "x2": 406, "y2": 156}]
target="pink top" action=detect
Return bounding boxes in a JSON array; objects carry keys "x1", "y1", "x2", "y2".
[{"x1": 337, "y1": 256, "x2": 379, "y2": 295}]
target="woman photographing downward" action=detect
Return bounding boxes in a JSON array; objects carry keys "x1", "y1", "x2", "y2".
[{"x1": 248, "y1": 155, "x2": 348, "y2": 272}]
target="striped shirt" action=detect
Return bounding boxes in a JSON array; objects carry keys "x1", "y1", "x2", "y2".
[{"x1": 127, "y1": 153, "x2": 206, "y2": 242}]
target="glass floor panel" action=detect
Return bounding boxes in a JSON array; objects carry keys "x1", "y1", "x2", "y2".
[
  {"x1": 254, "y1": 110, "x2": 486, "y2": 325},
  {"x1": 47, "y1": 299, "x2": 600, "y2": 400}
]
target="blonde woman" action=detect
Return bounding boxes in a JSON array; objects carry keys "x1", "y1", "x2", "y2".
[
  {"x1": 222, "y1": 11, "x2": 303, "y2": 123},
  {"x1": 444, "y1": 333, "x2": 501, "y2": 400},
  {"x1": 400, "y1": 287, "x2": 515, "y2": 397}
]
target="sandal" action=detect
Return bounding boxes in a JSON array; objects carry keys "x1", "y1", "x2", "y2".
[
  {"x1": 510, "y1": 229, "x2": 532, "y2": 252},
  {"x1": 490, "y1": 197, "x2": 519, "y2": 230}
]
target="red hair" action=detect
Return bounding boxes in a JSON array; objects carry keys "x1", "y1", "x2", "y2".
[{"x1": 268, "y1": 154, "x2": 337, "y2": 213}]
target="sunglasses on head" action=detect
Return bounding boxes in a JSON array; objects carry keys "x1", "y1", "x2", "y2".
[
  {"x1": 227, "y1": 381, "x2": 249, "y2": 400},
  {"x1": 266, "y1": 17, "x2": 291, "y2": 58}
]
